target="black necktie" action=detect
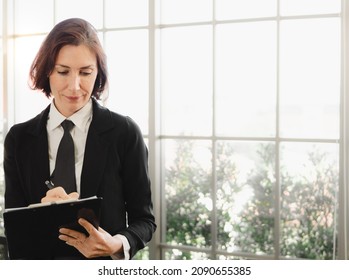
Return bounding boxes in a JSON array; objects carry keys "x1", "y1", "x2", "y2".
[{"x1": 51, "y1": 120, "x2": 76, "y2": 193}]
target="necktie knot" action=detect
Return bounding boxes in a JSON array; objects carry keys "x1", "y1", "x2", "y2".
[{"x1": 61, "y1": 120, "x2": 74, "y2": 132}]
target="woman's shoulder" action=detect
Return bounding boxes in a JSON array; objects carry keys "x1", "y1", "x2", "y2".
[
  {"x1": 8, "y1": 106, "x2": 50, "y2": 135},
  {"x1": 109, "y1": 111, "x2": 143, "y2": 139},
  {"x1": 93, "y1": 100, "x2": 141, "y2": 133}
]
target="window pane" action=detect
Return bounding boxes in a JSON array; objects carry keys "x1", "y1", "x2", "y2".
[
  {"x1": 160, "y1": 26, "x2": 212, "y2": 136},
  {"x1": 280, "y1": 142, "x2": 339, "y2": 259},
  {"x1": 105, "y1": 30, "x2": 149, "y2": 134},
  {"x1": 216, "y1": 0, "x2": 277, "y2": 20},
  {"x1": 279, "y1": 19, "x2": 340, "y2": 139},
  {"x1": 216, "y1": 141, "x2": 275, "y2": 255},
  {"x1": 280, "y1": 0, "x2": 341, "y2": 16},
  {"x1": 157, "y1": 0, "x2": 212, "y2": 24},
  {"x1": 56, "y1": 0, "x2": 103, "y2": 29},
  {"x1": 216, "y1": 21, "x2": 276, "y2": 137},
  {"x1": 164, "y1": 140, "x2": 212, "y2": 249},
  {"x1": 14, "y1": 0, "x2": 54, "y2": 34},
  {"x1": 14, "y1": 36, "x2": 51, "y2": 123},
  {"x1": 105, "y1": 0, "x2": 148, "y2": 28}
]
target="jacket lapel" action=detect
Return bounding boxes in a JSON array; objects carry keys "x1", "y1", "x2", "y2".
[{"x1": 80, "y1": 99, "x2": 114, "y2": 198}]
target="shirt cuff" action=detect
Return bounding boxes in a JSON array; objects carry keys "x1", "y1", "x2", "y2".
[{"x1": 111, "y1": 234, "x2": 131, "y2": 260}]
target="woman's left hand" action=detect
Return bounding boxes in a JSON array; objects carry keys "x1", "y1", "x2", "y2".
[{"x1": 58, "y1": 218, "x2": 123, "y2": 258}]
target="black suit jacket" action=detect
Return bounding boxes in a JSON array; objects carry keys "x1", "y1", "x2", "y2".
[{"x1": 4, "y1": 98, "x2": 156, "y2": 259}]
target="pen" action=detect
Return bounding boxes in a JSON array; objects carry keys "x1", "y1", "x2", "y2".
[{"x1": 45, "y1": 180, "x2": 55, "y2": 190}]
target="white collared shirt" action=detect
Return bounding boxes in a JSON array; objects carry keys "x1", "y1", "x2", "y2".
[
  {"x1": 46, "y1": 98, "x2": 130, "y2": 260},
  {"x1": 47, "y1": 98, "x2": 93, "y2": 193}
]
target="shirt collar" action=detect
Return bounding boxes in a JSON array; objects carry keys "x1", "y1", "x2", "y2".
[{"x1": 47, "y1": 98, "x2": 93, "y2": 133}]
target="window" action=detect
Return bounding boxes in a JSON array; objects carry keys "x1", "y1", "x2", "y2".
[
  {"x1": 159, "y1": 0, "x2": 343, "y2": 260},
  {"x1": 0, "y1": 0, "x2": 347, "y2": 260}
]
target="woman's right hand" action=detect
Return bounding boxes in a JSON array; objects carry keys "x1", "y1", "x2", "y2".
[{"x1": 41, "y1": 186, "x2": 79, "y2": 203}]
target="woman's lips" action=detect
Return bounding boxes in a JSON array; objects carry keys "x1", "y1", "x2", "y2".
[{"x1": 65, "y1": 95, "x2": 85, "y2": 101}]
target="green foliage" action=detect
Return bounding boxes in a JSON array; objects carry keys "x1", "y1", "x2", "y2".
[
  {"x1": 231, "y1": 143, "x2": 275, "y2": 255},
  {"x1": 215, "y1": 142, "x2": 242, "y2": 249},
  {"x1": 280, "y1": 147, "x2": 338, "y2": 259},
  {"x1": 165, "y1": 140, "x2": 338, "y2": 260},
  {"x1": 165, "y1": 141, "x2": 212, "y2": 256},
  {"x1": 133, "y1": 247, "x2": 149, "y2": 260}
]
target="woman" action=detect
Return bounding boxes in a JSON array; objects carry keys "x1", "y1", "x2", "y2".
[{"x1": 4, "y1": 18, "x2": 156, "y2": 259}]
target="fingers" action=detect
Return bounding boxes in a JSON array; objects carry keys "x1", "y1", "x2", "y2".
[
  {"x1": 59, "y1": 218, "x2": 95, "y2": 241},
  {"x1": 78, "y1": 218, "x2": 96, "y2": 236},
  {"x1": 59, "y1": 219, "x2": 98, "y2": 257},
  {"x1": 41, "y1": 187, "x2": 70, "y2": 202},
  {"x1": 59, "y1": 228, "x2": 87, "y2": 246},
  {"x1": 41, "y1": 187, "x2": 79, "y2": 202},
  {"x1": 59, "y1": 224, "x2": 116, "y2": 258},
  {"x1": 68, "y1": 192, "x2": 80, "y2": 200}
]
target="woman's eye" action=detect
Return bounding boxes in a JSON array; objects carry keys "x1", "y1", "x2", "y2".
[
  {"x1": 80, "y1": 72, "x2": 92, "y2": 76},
  {"x1": 57, "y1": 71, "x2": 68, "y2": 76}
]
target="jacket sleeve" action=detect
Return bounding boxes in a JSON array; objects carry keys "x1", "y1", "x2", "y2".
[
  {"x1": 4, "y1": 128, "x2": 28, "y2": 208},
  {"x1": 117, "y1": 116, "x2": 156, "y2": 258}
]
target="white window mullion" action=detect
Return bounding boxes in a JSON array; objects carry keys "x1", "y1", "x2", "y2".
[
  {"x1": 339, "y1": 0, "x2": 349, "y2": 260},
  {"x1": 147, "y1": 0, "x2": 161, "y2": 260},
  {"x1": 211, "y1": 0, "x2": 217, "y2": 260},
  {"x1": 274, "y1": 0, "x2": 281, "y2": 260}
]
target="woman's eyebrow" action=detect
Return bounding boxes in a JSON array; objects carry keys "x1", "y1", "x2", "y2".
[
  {"x1": 80, "y1": 65, "x2": 96, "y2": 70},
  {"x1": 55, "y1": 64, "x2": 95, "y2": 69},
  {"x1": 55, "y1": 64, "x2": 70, "y2": 68}
]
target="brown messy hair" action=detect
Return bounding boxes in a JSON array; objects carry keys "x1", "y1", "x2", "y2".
[{"x1": 29, "y1": 18, "x2": 108, "y2": 99}]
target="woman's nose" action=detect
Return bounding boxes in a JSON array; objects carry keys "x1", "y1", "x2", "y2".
[{"x1": 68, "y1": 75, "x2": 81, "y2": 91}]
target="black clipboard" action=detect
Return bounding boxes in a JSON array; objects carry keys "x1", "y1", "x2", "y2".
[{"x1": 3, "y1": 196, "x2": 102, "y2": 259}]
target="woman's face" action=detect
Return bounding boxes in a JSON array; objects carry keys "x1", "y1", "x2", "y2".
[{"x1": 49, "y1": 44, "x2": 98, "y2": 117}]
